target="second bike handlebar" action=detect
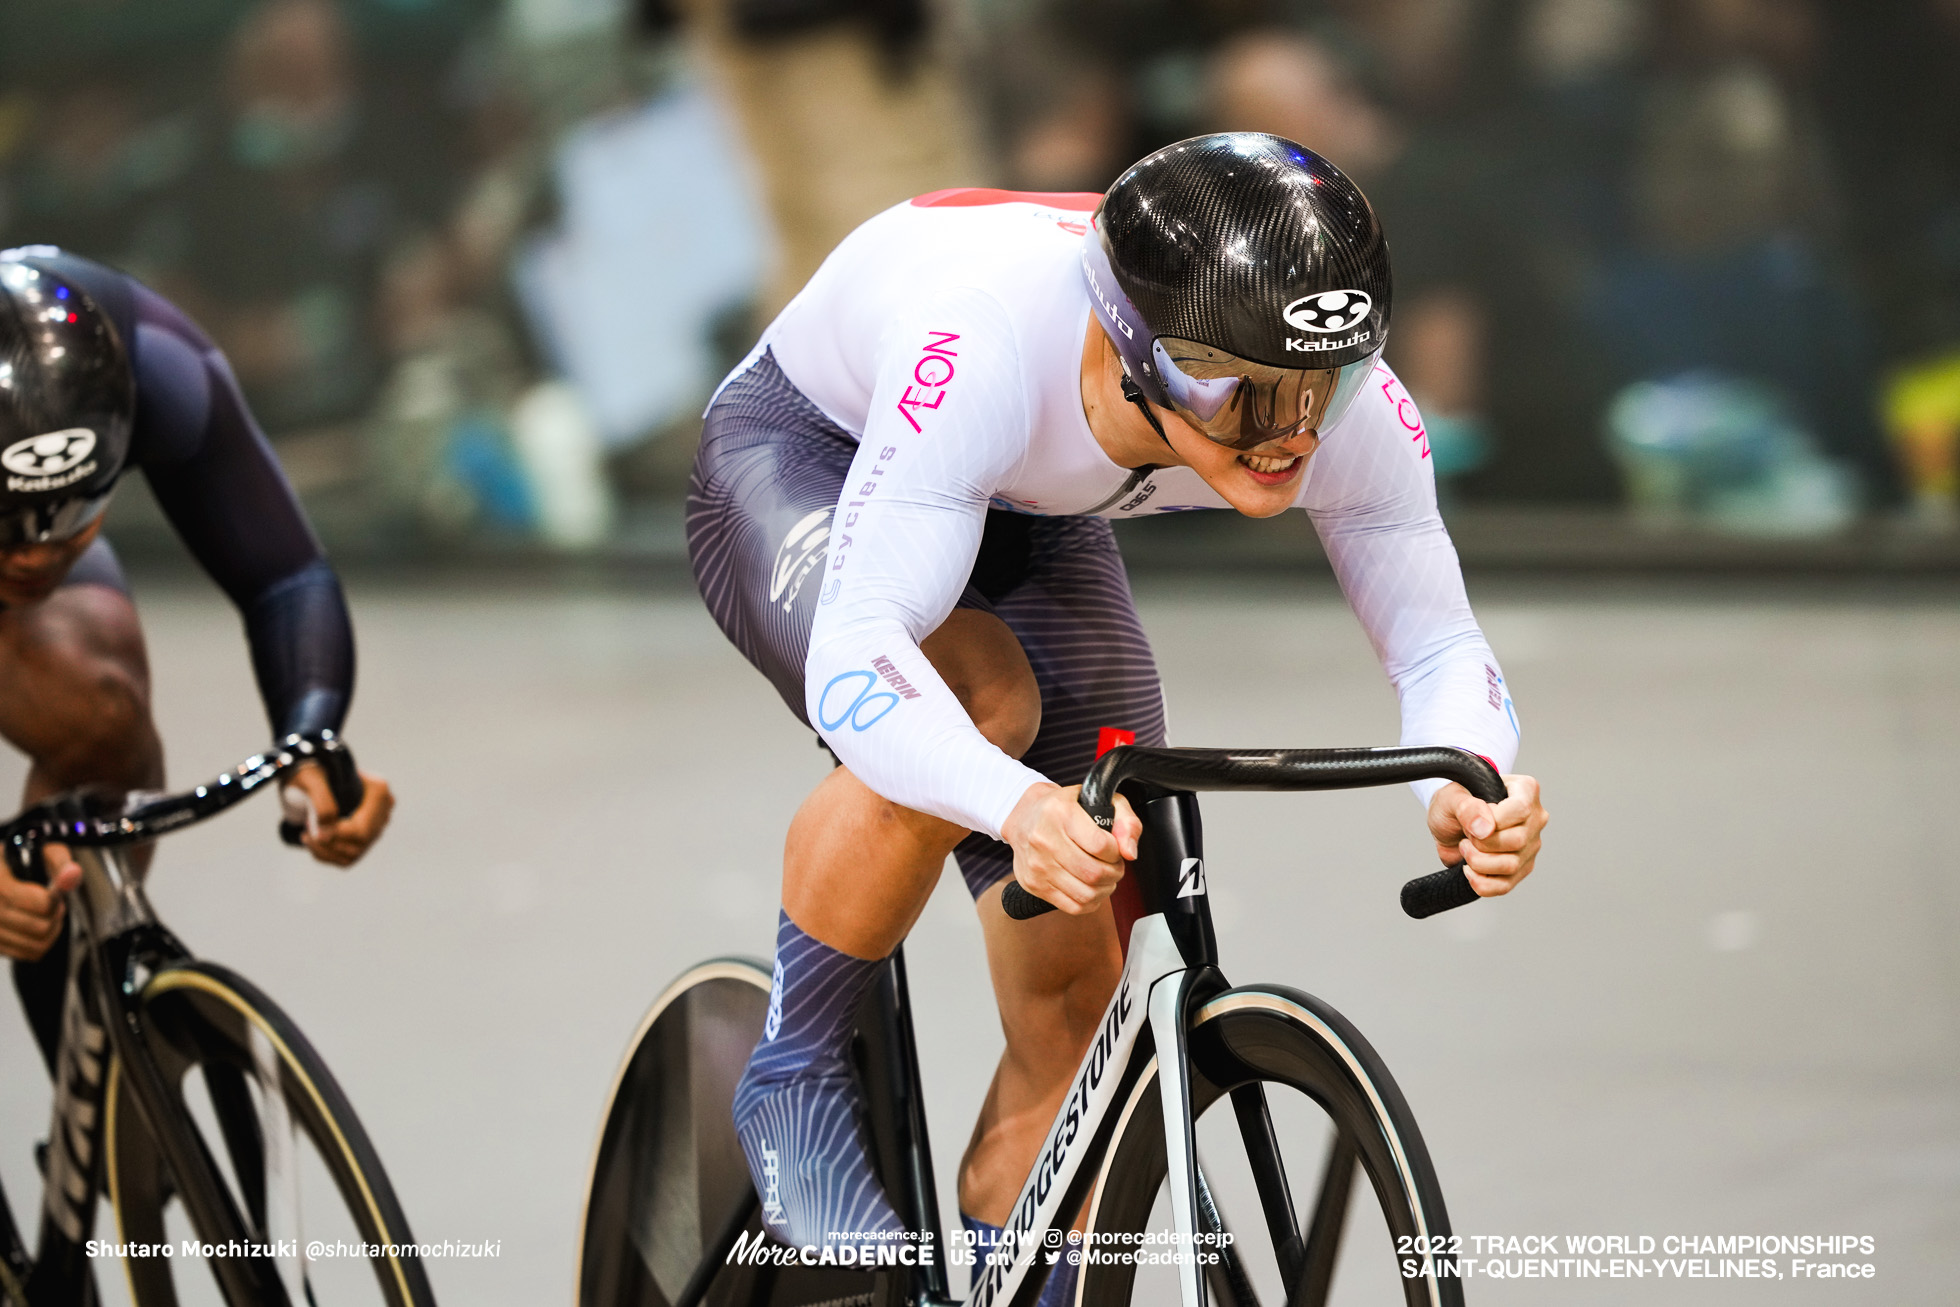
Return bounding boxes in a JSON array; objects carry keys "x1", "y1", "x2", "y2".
[
  {"x1": 1000, "y1": 745, "x2": 1506, "y2": 923},
  {"x1": 275, "y1": 733, "x2": 366, "y2": 846},
  {"x1": 0, "y1": 731, "x2": 363, "y2": 858}
]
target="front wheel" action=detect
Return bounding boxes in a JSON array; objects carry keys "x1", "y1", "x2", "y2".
[
  {"x1": 1082, "y1": 985, "x2": 1461, "y2": 1307},
  {"x1": 104, "y1": 962, "x2": 436, "y2": 1306}
]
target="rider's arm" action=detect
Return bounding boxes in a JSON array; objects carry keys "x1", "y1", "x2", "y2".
[
  {"x1": 128, "y1": 285, "x2": 355, "y2": 741},
  {"x1": 803, "y1": 287, "x2": 1047, "y2": 839},
  {"x1": 1305, "y1": 367, "x2": 1519, "y2": 805}
]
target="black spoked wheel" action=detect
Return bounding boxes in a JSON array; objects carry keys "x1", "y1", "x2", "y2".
[
  {"x1": 1082, "y1": 985, "x2": 1461, "y2": 1307},
  {"x1": 577, "y1": 958, "x2": 886, "y2": 1307},
  {"x1": 104, "y1": 962, "x2": 436, "y2": 1307}
]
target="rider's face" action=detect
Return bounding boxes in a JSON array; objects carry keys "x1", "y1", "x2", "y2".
[
  {"x1": 1158, "y1": 410, "x2": 1322, "y2": 519},
  {"x1": 1083, "y1": 323, "x2": 1324, "y2": 518},
  {"x1": 0, "y1": 517, "x2": 104, "y2": 606}
]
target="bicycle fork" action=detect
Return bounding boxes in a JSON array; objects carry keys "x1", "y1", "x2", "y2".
[
  {"x1": 1148, "y1": 968, "x2": 1206, "y2": 1307},
  {"x1": 965, "y1": 788, "x2": 1223, "y2": 1307},
  {"x1": 32, "y1": 844, "x2": 297, "y2": 1307}
]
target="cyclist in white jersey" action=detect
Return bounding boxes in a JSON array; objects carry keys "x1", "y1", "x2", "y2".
[{"x1": 686, "y1": 133, "x2": 1549, "y2": 1272}]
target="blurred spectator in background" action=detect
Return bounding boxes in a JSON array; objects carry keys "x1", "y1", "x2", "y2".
[
  {"x1": 987, "y1": 31, "x2": 1127, "y2": 193},
  {"x1": 362, "y1": 17, "x2": 567, "y2": 544},
  {"x1": 659, "y1": 0, "x2": 985, "y2": 316},
  {"x1": 0, "y1": 0, "x2": 524, "y2": 542},
  {"x1": 0, "y1": 62, "x2": 197, "y2": 282},
  {"x1": 1203, "y1": 24, "x2": 1496, "y2": 491},
  {"x1": 180, "y1": 0, "x2": 458, "y2": 433},
  {"x1": 1205, "y1": 28, "x2": 1398, "y2": 180},
  {"x1": 1815, "y1": 0, "x2": 1960, "y2": 526},
  {"x1": 1591, "y1": 0, "x2": 1885, "y2": 531}
]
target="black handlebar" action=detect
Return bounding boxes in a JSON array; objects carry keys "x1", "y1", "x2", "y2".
[
  {"x1": 999, "y1": 745, "x2": 1506, "y2": 923},
  {"x1": 0, "y1": 732, "x2": 363, "y2": 857}
]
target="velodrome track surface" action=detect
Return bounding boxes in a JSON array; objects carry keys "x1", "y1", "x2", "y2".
[{"x1": 0, "y1": 572, "x2": 1951, "y2": 1304}]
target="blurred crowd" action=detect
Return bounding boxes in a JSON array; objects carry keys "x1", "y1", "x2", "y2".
[
  {"x1": 3, "y1": 0, "x2": 1960, "y2": 545},
  {"x1": 981, "y1": 0, "x2": 1960, "y2": 530}
]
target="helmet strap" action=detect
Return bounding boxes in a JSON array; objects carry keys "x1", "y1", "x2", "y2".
[{"x1": 1119, "y1": 372, "x2": 1173, "y2": 448}]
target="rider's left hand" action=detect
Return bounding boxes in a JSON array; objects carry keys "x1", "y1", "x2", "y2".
[
  {"x1": 282, "y1": 764, "x2": 395, "y2": 868},
  {"x1": 1426, "y1": 773, "x2": 1547, "y2": 897}
]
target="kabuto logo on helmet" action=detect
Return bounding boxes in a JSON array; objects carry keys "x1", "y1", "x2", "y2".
[
  {"x1": 1283, "y1": 290, "x2": 1373, "y2": 334},
  {"x1": 2, "y1": 429, "x2": 98, "y2": 489}
]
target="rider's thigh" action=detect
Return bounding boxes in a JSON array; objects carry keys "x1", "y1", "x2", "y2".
[
  {"x1": 976, "y1": 881, "x2": 1122, "y2": 1054},
  {"x1": 0, "y1": 566, "x2": 160, "y2": 789},
  {"x1": 920, "y1": 608, "x2": 1041, "y2": 760}
]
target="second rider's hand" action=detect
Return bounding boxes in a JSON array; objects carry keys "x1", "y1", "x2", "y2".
[
  {"x1": 1426, "y1": 773, "x2": 1548, "y2": 897},
  {"x1": 1001, "y1": 781, "x2": 1141, "y2": 915},
  {"x1": 282, "y1": 764, "x2": 396, "y2": 868},
  {"x1": 0, "y1": 844, "x2": 79, "y2": 962}
]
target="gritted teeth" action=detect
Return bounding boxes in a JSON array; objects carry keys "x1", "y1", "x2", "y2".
[{"x1": 1238, "y1": 452, "x2": 1300, "y2": 474}]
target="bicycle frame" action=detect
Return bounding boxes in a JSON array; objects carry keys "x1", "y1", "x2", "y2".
[
  {"x1": 888, "y1": 747, "x2": 1497, "y2": 1307},
  {"x1": 959, "y1": 788, "x2": 1218, "y2": 1307},
  {"x1": 0, "y1": 733, "x2": 362, "y2": 1307},
  {"x1": 0, "y1": 832, "x2": 298, "y2": 1305},
  {"x1": 673, "y1": 745, "x2": 1500, "y2": 1307}
]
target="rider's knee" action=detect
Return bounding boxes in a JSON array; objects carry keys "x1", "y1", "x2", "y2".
[{"x1": 922, "y1": 610, "x2": 1041, "y2": 760}]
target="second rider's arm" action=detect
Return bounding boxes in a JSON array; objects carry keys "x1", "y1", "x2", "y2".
[{"x1": 129, "y1": 286, "x2": 393, "y2": 865}]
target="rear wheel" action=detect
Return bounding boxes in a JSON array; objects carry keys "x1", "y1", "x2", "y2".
[
  {"x1": 577, "y1": 959, "x2": 889, "y2": 1307},
  {"x1": 1082, "y1": 985, "x2": 1461, "y2": 1307},
  {"x1": 104, "y1": 962, "x2": 436, "y2": 1306}
]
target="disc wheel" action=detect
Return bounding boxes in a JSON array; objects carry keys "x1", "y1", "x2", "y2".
[
  {"x1": 577, "y1": 958, "x2": 886, "y2": 1307},
  {"x1": 104, "y1": 962, "x2": 436, "y2": 1307},
  {"x1": 1082, "y1": 985, "x2": 1461, "y2": 1307}
]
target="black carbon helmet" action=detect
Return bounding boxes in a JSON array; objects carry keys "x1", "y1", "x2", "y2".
[
  {"x1": 0, "y1": 248, "x2": 135, "y2": 544},
  {"x1": 1082, "y1": 133, "x2": 1392, "y2": 448}
]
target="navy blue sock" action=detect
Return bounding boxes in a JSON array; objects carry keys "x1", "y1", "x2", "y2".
[{"x1": 733, "y1": 910, "x2": 903, "y2": 1245}]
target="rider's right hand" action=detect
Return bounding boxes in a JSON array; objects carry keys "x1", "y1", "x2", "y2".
[
  {"x1": 1001, "y1": 782, "x2": 1141, "y2": 914},
  {"x1": 0, "y1": 844, "x2": 80, "y2": 962}
]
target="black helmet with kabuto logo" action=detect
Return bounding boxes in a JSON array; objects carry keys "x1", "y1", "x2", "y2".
[
  {"x1": 0, "y1": 247, "x2": 136, "y2": 546},
  {"x1": 1081, "y1": 133, "x2": 1392, "y2": 450}
]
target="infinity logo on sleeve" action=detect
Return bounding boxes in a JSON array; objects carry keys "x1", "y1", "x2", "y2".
[{"x1": 817, "y1": 670, "x2": 901, "y2": 732}]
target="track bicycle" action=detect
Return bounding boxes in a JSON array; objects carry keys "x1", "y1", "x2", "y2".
[
  {"x1": 578, "y1": 743, "x2": 1504, "y2": 1307},
  {"x1": 0, "y1": 731, "x2": 437, "y2": 1307}
]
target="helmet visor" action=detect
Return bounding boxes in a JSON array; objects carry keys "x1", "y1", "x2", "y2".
[
  {"x1": 0, "y1": 492, "x2": 111, "y2": 548},
  {"x1": 1151, "y1": 337, "x2": 1381, "y2": 451}
]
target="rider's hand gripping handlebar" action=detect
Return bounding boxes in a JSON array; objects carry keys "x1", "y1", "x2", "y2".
[
  {"x1": 999, "y1": 745, "x2": 1508, "y2": 922},
  {"x1": 276, "y1": 731, "x2": 367, "y2": 847}
]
